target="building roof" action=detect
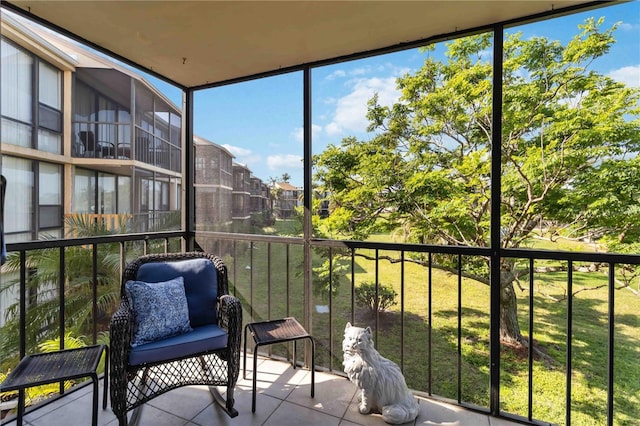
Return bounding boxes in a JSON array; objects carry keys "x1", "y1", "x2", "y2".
[
  {"x1": 193, "y1": 135, "x2": 235, "y2": 158},
  {"x1": 275, "y1": 182, "x2": 300, "y2": 191},
  {"x1": 1, "y1": 11, "x2": 77, "y2": 70},
  {"x1": 2, "y1": 10, "x2": 181, "y2": 112},
  {"x1": 3, "y1": 1, "x2": 597, "y2": 89}
]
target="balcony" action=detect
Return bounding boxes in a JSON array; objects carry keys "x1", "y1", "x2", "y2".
[
  {"x1": 1, "y1": 354, "x2": 519, "y2": 426},
  {"x1": 2, "y1": 231, "x2": 638, "y2": 425},
  {"x1": 1, "y1": 2, "x2": 639, "y2": 425}
]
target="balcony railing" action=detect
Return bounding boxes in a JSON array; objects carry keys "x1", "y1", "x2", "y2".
[
  {"x1": 73, "y1": 122, "x2": 131, "y2": 160},
  {"x1": 135, "y1": 127, "x2": 181, "y2": 172},
  {"x1": 1, "y1": 231, "x2": 638, "y2": 425}
]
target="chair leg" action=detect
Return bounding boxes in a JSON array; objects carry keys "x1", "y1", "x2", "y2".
[
  {"x1": 129, "y1": 406, "x2": 143, "y2": 426},
  {"x1": 243, "y1": 324, "x2": 249, "y2": 380},
  {"x1": 252, "y1": 344, "x2": 258, "y2": 413},
  {"x1": 310, "y1": 336, "x2": 315, "y2": 398},
  {"x1": 103, "y1": 346, "x2": 109, "y2": 410},
  {"x1": 209, "y1": 386, "x2": 238, "y2": 418},
  {"x1": 292, "y1": 340, "x2": 297, "y2": 369},
  {"x1": 91, "y1": 375, "x2": 98, "y2": 426}
]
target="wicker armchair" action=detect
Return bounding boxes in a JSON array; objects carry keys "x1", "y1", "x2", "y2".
[{"x1": 109, "y1": 252, "x2": 242, "y2": 425}]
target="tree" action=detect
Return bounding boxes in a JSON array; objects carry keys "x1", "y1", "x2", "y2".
[
  {"x1": 0, "y1": 215, "x2": 128, "y2": 368},
  {"x1": 314, "y1": 18, "x2": 640, "y2": 345}
]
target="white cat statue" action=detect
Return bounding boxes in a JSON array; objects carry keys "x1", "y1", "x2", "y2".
[{"x1": 342, "y1": 322, "x2": 419, "y2": 424}]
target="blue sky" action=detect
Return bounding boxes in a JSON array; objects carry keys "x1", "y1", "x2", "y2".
[{"x1": 153, "y1": 2, "x2": 639, "y2": 188}]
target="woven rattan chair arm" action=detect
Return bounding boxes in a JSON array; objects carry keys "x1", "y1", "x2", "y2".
[
  {"x1": 219, "y1": 294, "x2": 242, "y2": 385},
  {"x1": 109, "y1": 302, "x2": 132, "y2": 416},
  {"x1": 218, "y1": 294, "x2": 242, "y2": 336}
]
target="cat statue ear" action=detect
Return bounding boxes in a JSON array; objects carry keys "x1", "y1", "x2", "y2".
[{"x1": 345, "y1": 322, "x2": 352, "y2": 330}]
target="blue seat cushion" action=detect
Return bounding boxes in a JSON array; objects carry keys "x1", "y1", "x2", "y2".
[
  {"x1": 136, "y1": 258, "x2": 218, "y2": 327},
  {"x1": 128, "y1": 324, "x2": 228, "y2": 366}
]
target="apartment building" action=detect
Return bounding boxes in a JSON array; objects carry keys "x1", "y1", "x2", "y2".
[
  {"x1": 1, "y1": 12, "x2": 277, "y2": 245},
  {"x1": 272, "y1": 182, "x2": 301, "y2": 219},
  {"x1": 1, "y1": 12, "x2": 182, "y2": 241},
  {"x1": 194, "y1": 135, "x2": 234, "y2": 231}
]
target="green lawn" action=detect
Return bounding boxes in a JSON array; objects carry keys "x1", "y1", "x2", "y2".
[{"x1": 226, "y1": 224, "x2": 639, "y2": 425}]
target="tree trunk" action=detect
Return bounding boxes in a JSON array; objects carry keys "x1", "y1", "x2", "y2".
[{"x1": 499, "y1": 267, "x2": 526, "y2": 346}]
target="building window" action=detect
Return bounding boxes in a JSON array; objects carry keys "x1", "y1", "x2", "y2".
[
  {"x1": 1, "y1": 39, "x2": 33, "y2": 148},
  {"x1": 134, "y1": 80, "x2": 181, "y2": 172},
  {"x1": 0, "y1": 38, "x2": 62, "y2": 154},
  {"x1": 73, "y1": 168, "x2": 130, "y2": 216},
  {"x1": 118, "y1": 176, "x2": 131, "y2": 214},
  {"x1": 73, "y1": 80, "x2": 131, "y2": 158},
  {"x1": 2, "y1": 156, "x2": 62, "y2": 242},
  {"x1": 39, "y1": 162, "x2": 63, "y2": 229},
  {"x1": 98, "y1": 173, "x2": 116, "y2": 214}
]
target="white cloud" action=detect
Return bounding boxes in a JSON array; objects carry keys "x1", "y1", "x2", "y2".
[
  {"x1": 326, "y1": 70, "x2": 346, "y2": 80},
  {"x1": 350, "y1": 67, "x2": 368, "y2": 76},
  {"x1": 222, "y1": 144, "x2": 262, "y2": 168},
  {"x1": 267, "y1": 154, "x2": 303, "y2": 171},
  {"x1": 222, "y1": 144, "x2": 251, "y2": 157},
  {"x1": 292, "y1": 128, "x2": 304, "y2": 143},
  {"x1": 292, "y1": 124, "x2": 322, "y2": 143},
  {"x1": 608, "y1": 65, "x2": 640, "y2": 87},
  {"x1": 325, "y1": 76, "x2": 400, "y2": 136},
  {"x1": 325, "y1": 122, "x2": 342, "y2": 136},
  {"x1": 619, "y1": 22, "x2": 640, "y2": 32}
]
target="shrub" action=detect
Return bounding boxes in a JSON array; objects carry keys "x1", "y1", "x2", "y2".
[{"x1": 355, "y1": 281, "x2": 397, "y2": 314}]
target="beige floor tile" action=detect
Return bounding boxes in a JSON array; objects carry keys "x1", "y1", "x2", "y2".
[
  {"x1": 127, "y1": 404, "x2": 190, "y2": 426},
  {"x1": 3, "y1": 357, "x2": 524, "y2": 426},
  {"x1": 287, "y1": 372, "x2": 357, "y2": 419},
  {"x1": 148, "y1": 385, "x2": 215, "y2": 421},
  {"x1": 191, "y1": 385, "x2": 281, "y2": 426},
  {"x1": 246, "y1": 357, "x2": 307, "y2": 402},
  {"x1": 263, "y1": 400, "x2": 341, "y2": 426},
  {"x1": 415, "y1": 397, "x2": 490, "y2": 426}
]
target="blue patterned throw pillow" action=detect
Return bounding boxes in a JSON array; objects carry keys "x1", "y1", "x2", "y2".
[{"x1": 125, "y1": 276, "x2": 192, "y2": 347}]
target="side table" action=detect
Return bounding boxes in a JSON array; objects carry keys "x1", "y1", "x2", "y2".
[
  {"x1": 0, "y1": 344, "x2": 108, "y2": 426},
  {"x1": 243, "y1": 317, "x2": 315, "y2": 412}
]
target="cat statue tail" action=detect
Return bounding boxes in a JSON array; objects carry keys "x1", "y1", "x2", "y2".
[{"x1": 381, "y1": 396, "x2": 419, "y2": 425}]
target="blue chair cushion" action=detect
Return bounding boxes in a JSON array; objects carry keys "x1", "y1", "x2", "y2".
[
  {"x1": 128, "y1": 324, "x2": 228, "y2": 366},
  {"x1": 125, "y1": 277, "x2": 192, "y2": 347},
  {"x1": 136, "y1": 258, "x2": 218, "y2": 327}
]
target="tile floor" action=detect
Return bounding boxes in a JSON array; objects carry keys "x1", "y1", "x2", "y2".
[{"x1": 2, "y1": 354, "x2": 521, "y2": 426}]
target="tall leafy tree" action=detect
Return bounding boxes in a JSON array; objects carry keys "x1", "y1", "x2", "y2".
[{"x1": 314, "y1": 18, "x2": 640, "y2": 345}]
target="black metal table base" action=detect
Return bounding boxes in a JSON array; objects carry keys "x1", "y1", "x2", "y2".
[
  {"x1": 0, "y1": 344, "x2": 108, "y2": 426},
  {"x1": 243, "y1": 317, "x2": 315, "y2": 413}
]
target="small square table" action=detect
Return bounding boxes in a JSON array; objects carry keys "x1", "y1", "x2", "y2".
[
  {"x1": 243, "y1": 317, "x2": 314, "y2": 412},
  {"x1": 0, "y1": 344, "x2": 108, "y2": 426}
]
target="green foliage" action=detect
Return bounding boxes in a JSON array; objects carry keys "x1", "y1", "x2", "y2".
[
  {"x1": 355, "y1": 281, "x2": 398, "y2": 314},
  {"x1": 38, "y1": 332, "x2": 86, "y2": 352},
  {"x1": 315, "y1": 18, "x2": 639, "y2": 251},
  {"x1": 313, "y1": 17, "x2": 640, "y2": 342},
  {"x1": 311, "y1": 253, "x2": 351, "y2": 300},
  {"x1": 0, "y1": 215, "x2": 124, "y2": 369}
]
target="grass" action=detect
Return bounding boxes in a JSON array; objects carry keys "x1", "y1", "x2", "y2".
[{"x1": 222, "y1": 222, "x2": 639, "y2": 426}]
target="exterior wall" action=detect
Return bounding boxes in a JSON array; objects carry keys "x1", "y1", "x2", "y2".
[
  {"x1": 232, "y1": 163, "x2": 251, "y2": 220},
  {"x1": 194, "y1": 136, "x2": 234, "y2": 231},
  {"x1": 1, "y1": 15, "x2": 75, "y2": 241},
  {"x1": 2, "y1": 12, "x2": 275, "y2": 241},
  {"x1": 1, "y1": 13, "x2": 183, "y2": 240},
  {"x1": 249, "y1": 177, "x2": 268, "y2": 214},
  {"x1": 273, "y1": 182, "x2": 302, "y2": 219}
]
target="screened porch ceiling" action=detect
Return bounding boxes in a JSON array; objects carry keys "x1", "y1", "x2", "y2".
[{"x1": 6, "y1": 0, "x2": 597, "y2": 89}]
